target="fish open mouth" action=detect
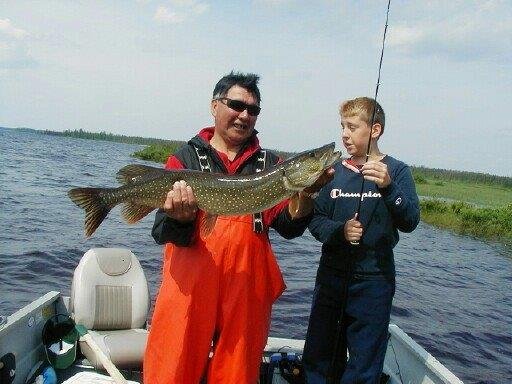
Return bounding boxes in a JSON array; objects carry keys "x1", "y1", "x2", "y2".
[
  {"x1": 315, "y1": 142, "x2": 341, "y2": 169},
  {"x1": 324, "y1": 149, "x2": 342, "y2": 168}
]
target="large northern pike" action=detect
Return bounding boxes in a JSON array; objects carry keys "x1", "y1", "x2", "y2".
[{"x1": 68, "y1": 142, "x2": 340, "y2": 237}]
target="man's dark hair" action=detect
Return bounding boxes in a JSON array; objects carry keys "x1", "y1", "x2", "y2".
[{"x1": 213, "y1": 71, "x2": 261, "y2": 104}]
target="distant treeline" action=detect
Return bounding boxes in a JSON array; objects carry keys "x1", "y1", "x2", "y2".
[
  {"x1": 13, "y1": 127, "x2": 510, "y2": 186},
  {"x1": 411, "y1": 166, "x2": 511, "y2": 189},
  {"x1": 41, "y1": 128, "x2": 185, "y2": 147},
  {"x1": 37, "y1": 128, "x2": 294, "y2": 163}
]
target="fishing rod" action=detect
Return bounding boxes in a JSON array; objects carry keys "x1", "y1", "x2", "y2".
[
  {"x1": 354, "y1": 0, "x2": 391, "y2": 220},
  {"x1": 349, "y1": 0, "x2": 391, "y2": 246},
  {"x1": 326, "y1": 2, "x2": 391, "y2": 383}
]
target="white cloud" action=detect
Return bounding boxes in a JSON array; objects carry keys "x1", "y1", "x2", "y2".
[
  {"x1": 388, "y1": 1, "x2": 512, "y2": 62},
  {"x1": 153, "y1": 2, "x2": 208, "y2": 23},
  {"x1": 169, "y1": 0, "x2": 209, "y2": 12},
  {"x1": 0, "y1": 18, "x2": 28, "y2": 39},
  {"x1": 259, "y1": 0, "x2": 292, "y2": 4},
  {"x1": 388, "y1": 26, "x2": 423, "y2": 47},
  {"x1": 154, "y1": 6, "x2": 186, "y2": 24},
  {"x1": 0, "y1": 41, "x2": 36, "y2": 69},
  {"x1": 0, "y1": 19, "x2": 35, "y2": 68},
  {"x1": 192, "y1": 3, "x2": 209, "y2": 14},
  {"x1": 0, "y1": 41, "x2": 10, "y2": 56},
  {"x1": 170, "y1": 0, "x2": 196, "y2": 6}
]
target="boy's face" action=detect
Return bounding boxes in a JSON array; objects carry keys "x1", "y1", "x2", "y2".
[{"x1": 340, "y1": 114, "x2": 372, "y2": 157}]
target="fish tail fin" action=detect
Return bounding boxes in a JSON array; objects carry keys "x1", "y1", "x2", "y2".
[{"x1": 68, "y1": 187, "x2": 115, "y2": 237}]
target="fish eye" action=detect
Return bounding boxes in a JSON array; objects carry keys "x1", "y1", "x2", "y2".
[{"x1": 309, "y1": 152, "x2": 315, "y2": 157}]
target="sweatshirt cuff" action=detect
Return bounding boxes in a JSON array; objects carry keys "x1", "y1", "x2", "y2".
[
  {"x1": 379, "y1": 181, "x2": 404, "y2": 207},
  {"x1": 162, "y1": 215, "x2": 196, "y2": 245},
  {"x1": 283, "y1": 208, "x2": 313, "y2": 225}
]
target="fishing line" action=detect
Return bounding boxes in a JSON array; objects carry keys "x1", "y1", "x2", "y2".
[{"x1": 354, "y1": 0, "x2": 391, "y2": 219}]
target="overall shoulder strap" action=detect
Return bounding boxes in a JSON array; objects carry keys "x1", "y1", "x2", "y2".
[
  {"x1": 194, "y1": 145, "x2": 267, "y2": 233},
  {"x1": 253, "y1": 150, "x2": 267, "y2": 233},
  {"x1": 193, "y1": 146, "x2": 212, "y2": 173}
]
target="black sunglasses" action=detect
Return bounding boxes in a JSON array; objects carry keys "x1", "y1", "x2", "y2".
[{"x1": 215, "y1": 97, "x2": 261, "y2": 116}]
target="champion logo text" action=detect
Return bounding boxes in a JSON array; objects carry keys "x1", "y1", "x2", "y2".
[{"x1": 330, "y1": 189, "x2": 382, "y2": 201}]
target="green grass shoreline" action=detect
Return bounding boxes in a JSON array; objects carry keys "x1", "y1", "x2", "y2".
[
  {"x1": 419, "y1": 200, "x2": 511, "y2": 245},
  {"x1": 414, "y1": 173, "x2": 511, "y2": 245},
  {"x1": 12, "y1": 127, "x2": 512, "y2": 244}
]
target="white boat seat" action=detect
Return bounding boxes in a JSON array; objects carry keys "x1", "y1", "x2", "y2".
[
  {"x1": 70, "y1": 248, "x2": 150, "y2": 370},
  {"x1": 79, "y1": 329, "x2": 148, "y2": 369}
]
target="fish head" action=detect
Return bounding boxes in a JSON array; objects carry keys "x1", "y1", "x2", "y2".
[{"x1": 282, "y1": 142, "x2": 341, "y2": 190}]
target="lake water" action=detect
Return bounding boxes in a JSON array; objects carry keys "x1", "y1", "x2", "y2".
[{"x1": 0, "y1": 127, "x2": 510, "y2": 383}]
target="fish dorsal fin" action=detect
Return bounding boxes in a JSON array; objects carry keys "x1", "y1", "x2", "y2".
[
  {"x1": 116, "y1": 164, "x2": 165, "y2": 184},
  {"x1": 199, "y1": 213, "x2": 218, "y2": 238},
  {"x1": 121, "y1": 202, "x2": 156, "y2": 224}
]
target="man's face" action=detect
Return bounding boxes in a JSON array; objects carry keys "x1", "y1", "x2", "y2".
[
  {"x1": 211, "y1": 85, "x2": 259, "y2": 147},
  {"x1": 340, "y1": 114, "x2": 372, "y2": 157}
]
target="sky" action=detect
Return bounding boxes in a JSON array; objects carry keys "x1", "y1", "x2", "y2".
[{"x1": 1, "y1": 1, "x2": 511, "y2": 176}]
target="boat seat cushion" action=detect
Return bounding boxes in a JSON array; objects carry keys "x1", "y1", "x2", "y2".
[
  {"x1": 71, "y1": 248, "x2": 150, "y2": 330},
  {"x1": 71, "y1": 248, "x2": 150, "y2": 370},
  {"x1": 80, "y1": 329, "x2": 148, "y2": 369}
]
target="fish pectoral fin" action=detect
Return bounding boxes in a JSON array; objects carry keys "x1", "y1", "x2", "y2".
[
  {"x1": 122, "y1": 202, "x2": 156, "y2": 224},
  {"x1": 116, "y1": 164, "x2": 166, "y2": 184},
  {"x1": 282, "y1": 176, "x2": 303, "y2": 192},
  {"x1": 199, "y1": 213, "x2": 218, "y2": 238}
]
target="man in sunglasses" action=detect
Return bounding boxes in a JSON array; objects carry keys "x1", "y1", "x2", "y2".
[{"x1": 144, "y1": 71, "x2": 333, "y2": 384}]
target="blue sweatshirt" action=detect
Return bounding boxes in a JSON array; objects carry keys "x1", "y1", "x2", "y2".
[{"x1": 309, "y1": 156, "x2": 420, "y2": 276}]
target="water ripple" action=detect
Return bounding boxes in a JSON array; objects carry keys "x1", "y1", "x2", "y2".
[{"x1": 1, "y1": 127, "x2": 511, "y2": 384}]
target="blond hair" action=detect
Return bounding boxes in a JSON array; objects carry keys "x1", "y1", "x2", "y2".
[{"x1": 340, "y1": 97, "x2": 385, "y2": 135}]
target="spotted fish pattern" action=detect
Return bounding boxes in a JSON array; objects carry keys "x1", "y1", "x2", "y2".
[{"x1": 68, "y1": 142, "x2": 341, "y2": 237}]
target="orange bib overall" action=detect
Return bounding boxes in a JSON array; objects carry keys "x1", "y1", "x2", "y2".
[{"x1": 144, "y1": 214, "x2": 286, "y2": 383}]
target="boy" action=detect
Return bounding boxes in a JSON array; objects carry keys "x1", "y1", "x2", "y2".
[{"x1": 303, "y1": 97, "x2": 420, "y2": 383}]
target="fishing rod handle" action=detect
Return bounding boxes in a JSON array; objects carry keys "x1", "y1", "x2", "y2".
[{"x1": 83, "y1": 333, "x2": 128, "y2": 384}]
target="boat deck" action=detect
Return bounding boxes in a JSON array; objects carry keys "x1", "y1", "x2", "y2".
[{"x1": 0, "y1": 291, "x2": 463, "y2": 384}]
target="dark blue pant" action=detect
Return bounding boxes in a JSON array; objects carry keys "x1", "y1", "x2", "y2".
[{"x1": 303, "y1": 265, "x2": 395, "y2": 384}]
